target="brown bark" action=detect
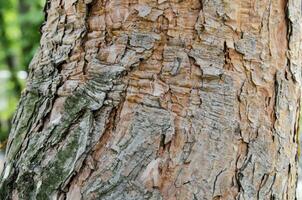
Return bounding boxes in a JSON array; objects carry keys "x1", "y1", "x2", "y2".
[{"x1": 0, "y1": 0, "x2": 301, "y2": 199}]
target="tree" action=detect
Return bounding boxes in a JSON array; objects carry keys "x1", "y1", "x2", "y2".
[{"x1": 0, "y1": 0, "x2": 301, "y2": 199}]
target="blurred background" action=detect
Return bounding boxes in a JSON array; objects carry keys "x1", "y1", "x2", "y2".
[
  {"x1": 0, "y1": 0, "x2": 301, "y2": 198},
  {"x1": 0, "y1": 0, "x2": 45, "y2": 144}
]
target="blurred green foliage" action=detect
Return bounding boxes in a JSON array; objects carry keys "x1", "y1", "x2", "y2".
[{"x1": 0, "y1": 0, "x2": 45, "y2": 142}]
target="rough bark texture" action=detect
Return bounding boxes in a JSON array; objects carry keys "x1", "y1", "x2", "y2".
[{"x1": 0, "y1": 0, "x2": 301, "y2": 199}]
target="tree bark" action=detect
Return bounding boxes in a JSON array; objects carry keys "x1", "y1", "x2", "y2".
[{"x1": 0, "y1": 0, "x2": 301, "y2": 199}]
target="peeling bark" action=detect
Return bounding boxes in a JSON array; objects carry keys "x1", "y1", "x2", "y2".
[{"x1": 0, "y1": 0, "x2": 301, "y2": 199}]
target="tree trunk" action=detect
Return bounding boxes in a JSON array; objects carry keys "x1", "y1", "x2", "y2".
[{"x1": 0, "y1": 0, "x2": 301, "y2": 199}]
